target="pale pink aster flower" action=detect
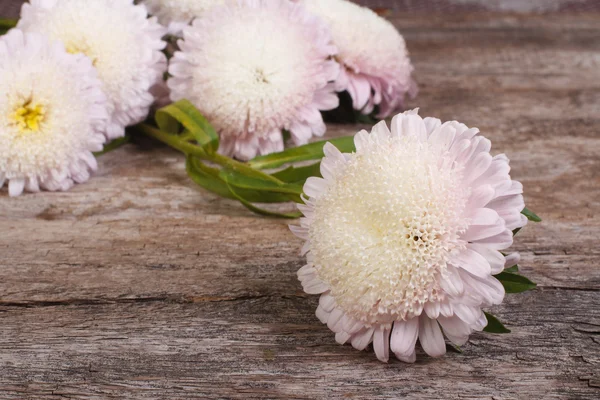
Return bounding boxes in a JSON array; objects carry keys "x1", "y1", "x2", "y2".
[
  {"x1": 168, "y1": 0, "x2": 340, "y2": 160},
  {"x1": 142, "y1": 0, "x2": 225, "y2": 35},
  {"x1": 291, "y1": 110, "x2": 528, "y2": 362},
  {"x1": 0, "y1": 30, "x2": 108, "y2": 197},
  {"x1": 18, "y1": 0, "x2": 168, "y2": 140},
  {"x1": 302, "y1": 0, "x2": 417, "y2": 118}
]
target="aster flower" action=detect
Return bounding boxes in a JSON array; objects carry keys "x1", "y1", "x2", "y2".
[
  {"x1": 301, "y1": 0, "x2": 416, "y2": 118},
  {"x1": 168, "y1": 0, "x2": 340, "y2": 160},
  {"x1": 142, "y1": 0, "x2": 224, "y2": 35},
  {"x1": 18, "y1": 0, "x2": 167, "y2": 140},
  {"x1": 291, "y1": 109, "x2": 528, "y2": 362},
  {"x1": 0, "y1": 30, "x2": 107, "y2": 197}
]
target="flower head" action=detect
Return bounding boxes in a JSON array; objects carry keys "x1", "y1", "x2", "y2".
[
  {"x1": 18, "y1": 0, "x2": 167, "y2": 140},
  {"x1": 292, "y1": 110, "x2": 527, "y2": 362},
  {"x1": 168, "y1": 0, "x2": 340, "y2": 160},
  {"x1": 0, "y1": 30, "x2": 108, "y2": 197},
  {"x1": 302, "y1": 0, "x2": 416, "y2": 118},
  {"x1": 142, "y1": 0, "x2": 224, "y2": 34}
]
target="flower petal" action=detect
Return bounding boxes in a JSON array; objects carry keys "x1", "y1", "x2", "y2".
[
  {"x1": 390, "y1": 317, "x2": 419, "y2": 358},
  {"x1": 373, "y1": 326, "x2": 391, "y2": 362},
  {"x1": 418, "y1": 316, "x2": 446, "y2": 358}
]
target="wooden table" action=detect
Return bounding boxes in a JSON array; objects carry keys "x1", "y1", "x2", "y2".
[{"x1": 1, "y1": 1, "x2": 599, "y2": 399}]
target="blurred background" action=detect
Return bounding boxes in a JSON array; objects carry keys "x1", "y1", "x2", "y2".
[{"x1": 2, "y1": 0, "x2": 600, "y2": 16}]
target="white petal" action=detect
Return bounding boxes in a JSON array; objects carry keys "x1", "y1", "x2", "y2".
[
  {"x1": 424, "y1": 302, "x2": 441, "y2": 319},
  {"x1": 423, "y1": 117, "x2": 442, "y2": 135},
  {"x1": 335, "y1": 331, "x2": 351, "y2": 345},
  {"x1": 472, "y1": 229, "x2": 514, "y2": 250},
  {"x1": 343, "y1": 316, "x2": 363, "y2": 334},
  {"x1": 468, "y1": 207, "x2": 499, "y2": 225},
  {"x1": 373, "y1": 326, "x2": 391, "y2": 362},
  {"x1": 8, "y1": 178, "x2": 25, "y2": 197},
  {"x1": 439, "y1": 265, "x2": 464, "y2": 296},
  {"x1": 418, "y1": 316, "x2": 446, "y2": 358},
  {"x1": 462, "y1": 219, "x2": 506, "y2": 242},
  {"x1": 390, "y1": 112, "x2": 427, "y2": 141},
  {"x1": 438, "y1": 315, "x2": 471, "y2": 346},
  {"x1": 289, "y1": 225, "x2": 308, "y2": 240},
  {"x1": 353, "y1": 129, "x2": 370, "y2": 152},
  {"x1": 303, "y1": 280, "x2": 329, "y2": 295},
  {"x1": 449, "y1": 248, "x2": 491, "y2": 278},
  {"x1": 327, "y1": 308, "x2": 345, "y2": 332},
  {"x1": 315, "y1": 305, "x2": 330, "y2": 324},
  {"x1": 467, "y1": 185, "x2": 496, "y2": 211},
  {"x1": 452, "y1": 303, "x2": 481, "y2": 325},
  {"x1": 370, "y1": 120, "x2": 391, "y2": 142},
  {"x1": 303, "y1": 177, "x2": 328, "y2": 198},
  {"x1": 319, "y1": 293, "x2": 336, "y2": 312},
  {"x1": 351, "y1": 327, "x2": 374, "y2": 351},
  {"x1": 504, "y1": 252, "x2": 520, "y2": 268},
  {"x1": 468, "y1": 243, "x2": 505, "y2": 274},
  {"x1": 390, "y1": 318, "x2": 419, "y2": 358},
  {"x1": 396, "y1": 349, "x2": 416, "y2": 363}
]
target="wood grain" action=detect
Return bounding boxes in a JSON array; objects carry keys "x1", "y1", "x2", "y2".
[{"x1": 1, "y1": 5, "x2": 599, "y2": 400}]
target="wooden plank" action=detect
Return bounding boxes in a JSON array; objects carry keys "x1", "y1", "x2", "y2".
[
  {"x1": 0, "y1": 290, "x2": 598, "y2": 399},
  {"x1": 0, "y1": 7, "x2": 599, "y2": 400}
]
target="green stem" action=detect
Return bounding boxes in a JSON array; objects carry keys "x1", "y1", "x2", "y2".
[
  {"x1": 135, "y1": 123, "x2": 283, "y2": 184},
  {"x1": 135, "y1": 123, "x2": 208, "y2": 159}
]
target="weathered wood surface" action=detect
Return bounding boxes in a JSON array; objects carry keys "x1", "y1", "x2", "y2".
[{"x1": 1, "y1": 3, "x2": 600, "y2": 400}]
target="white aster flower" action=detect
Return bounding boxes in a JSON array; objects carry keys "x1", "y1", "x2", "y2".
[
  {"x1": 168, "y1": 0, "x2": 340, "y2": 160},
  {"x1": 0, "y1": 30, "x2": 108, "y2": 197},
  {"x1": 18, "y1": 0, "x2": 168, "y2": 140},
  {"x1": 142, "y1": 0, "x2": 224, "y2": 34},
  {"x1": 302, "y1": 0, "x2": 416, "y2": 118},
  {"x1": 291, "y1": 109, "x2": 528, "y2": 362}
]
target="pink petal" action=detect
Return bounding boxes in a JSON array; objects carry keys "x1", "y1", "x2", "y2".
[
  {"x1": 390, "y1": 317, "x2": 419, "y2": 358},
  {"x1": 419, "y1": 316, "x2": 446, "y2": 357},
  {"x1": 373, "y1": 326, "x2": 391, "y2": 362}
]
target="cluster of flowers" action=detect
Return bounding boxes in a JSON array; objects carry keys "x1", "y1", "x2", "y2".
[
  {"x1": 0, "y1": 0, "x2": 539, "y2": 364},
  {"x1": 0, "y1": 0, "x2": 415, "y2": 196}
]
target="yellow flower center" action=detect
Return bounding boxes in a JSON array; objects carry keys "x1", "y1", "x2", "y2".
[
  {"x1": 12, "y1": 101, "x2": 46, "y2": 133},
  {"x1": 66, "y1": 42, "x2": 97, "y2": 65}
]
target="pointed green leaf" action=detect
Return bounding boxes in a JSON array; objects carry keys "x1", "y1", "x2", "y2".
[
  {"x1": 494, "y1": 271, "x2": 537, "y2": 293},
  {"x1": 272, "y1": 162, "x2": 322, "y2": 183},
  {"x1": 186, "y1": 158, "x2": 291, "y2": 203},
  {"x1": 522, "y1": 207, "x2": 541, "y2": 222},
  {"x1": 155, "y1": 100, "x2": 219, "y2": 153},
  {"x1": 94, "y1": 135, "x2": 130, "y2": 156},
  {"x1": 483, "y1": 312, "x2": 511, "y2": 333},
  {"x1": 219, "y1": 168, "x2": 302, "y2": 201},
  {"x1": 504, "y1": 265, "x2": 519, "y2": 273},
  {"x1": 226, "y1": 182, "x2": 302, "y2": 219},
  {"x1": 248, "y1": 136, "x2": 356, "y2": 169},
  {"x1": 186, "y1": 157, "x2": 236, "y2": 200}
]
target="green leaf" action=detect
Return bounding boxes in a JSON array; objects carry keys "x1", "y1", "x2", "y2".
[
  {"x1": 226, "y1": 182, "x2": 302, "y2": 219},
  {"x1": 272, "y1": 162, "x2": 322, "y2": 183},
  {"x1": 483, "y1": 312, "x2": 511, "y2": 333},
  {"x1": 219, "y1": 168, "x2": 302, "y2": 201},
  {"x1": 93, "y1": 135, "x2": 130, "y2": 157},
  {"x1": 0, "y1": 19, "x2": 17, "y2": 35},
  {"x1": 248, "y1": 136, "x2": 356, "y2": 169},
  {"x1": 186, "y1": 158, "x2": 291, "y2": 203},
  {"x1": 494, "y1": 271, "x2": 537, "y2": 293},
  {"x1": 186, "y1": 157, "x2": 236, "y2": 200},
  {"x1": 522, "y1": 207, "x2": 541, "y2": 222},
  {"x1": 155, "y1": 100, "x2": 219, "y2": 153},
  {"x1": 504, "y1": 265, "x2": 519, "y2": 273},
  {"x1": 512, "y1": 227, "x2": 521, "y2": 236}
]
